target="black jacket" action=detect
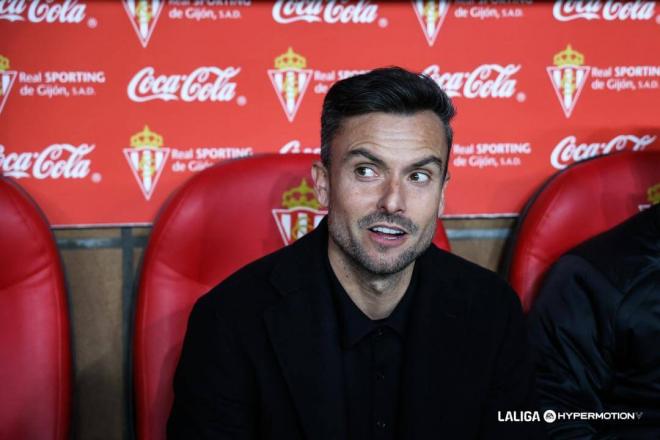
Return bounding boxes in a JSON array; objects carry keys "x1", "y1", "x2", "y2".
[
  {"x1": 528, "y1": 204, "x2": 660, "y2": 439},
  {"x1": 168, "y1": 219, "x2": 538, "y2": 439}
]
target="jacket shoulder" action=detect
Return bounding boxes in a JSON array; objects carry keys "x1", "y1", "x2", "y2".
[
  {"x1": 426, "y1": 245, "x2": 512, "y2": 288},
  {"x1": 569, "y1": 204, "x2": 660, "y2": 293},
  {"x1": 424, "y1": 245, "x2": 521, "y2": 310}
]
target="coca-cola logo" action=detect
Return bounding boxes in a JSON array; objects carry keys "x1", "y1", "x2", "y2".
[
  {"x1": 127, "y1": 66, "x2": 241, "y2": 103},
  {"x1": 550, "y1": 134, "x2": 657, "y2": 169},
  {"x1": 0, "y1": 143, "x2": 94, "y2": 179},
  {"x1": 272, "y1": 0, "x2": 378, "y2": 24},
  {"x1": 0, "y1": 0, "x2": 86, "y2": 23},
  {"x1": 423, "y1": 64, "x2": 520, "y2": 99},
  {"x1": 553, "y1": 0, "x2": 656, "y2": 21}
]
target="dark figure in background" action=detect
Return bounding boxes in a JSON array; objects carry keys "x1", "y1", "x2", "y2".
[
  {"x1": 168, "y1": 67, "x2": 538, "y2": 439},
  {"x1": 529, "y1": 203, "x2": 660, "y2": 439}
]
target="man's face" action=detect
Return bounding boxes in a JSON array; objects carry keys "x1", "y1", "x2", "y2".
[{"x1": 313, "y1": 111, "x2": 448, "y2": 275}]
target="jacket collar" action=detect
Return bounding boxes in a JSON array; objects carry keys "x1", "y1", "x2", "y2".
[
  {"x1": 263, "y1": 218, "x2": 469, "y2": 439},
  {"x1": 398, "y1": 241, "x2": 470, "y2": 436},
  {"x1": 264, "y1": 219, "x2": 347, "y2": 440}
]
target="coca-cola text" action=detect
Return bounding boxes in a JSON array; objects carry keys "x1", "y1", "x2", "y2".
[
  {"x1": 423, "y1": 64, "x2": 520, "y2": 99},
  {"x1": 0, "y1": 0, "x2": 86, "y2": 23},
  {"x1": 272, "y1": 0, "x2": 378, "y2": 24},
  {"x1": 0, "y1": 143, "x2": 94, "y2": 179},
  {"x1": 550, "y1": 134, "x2": 656, "y2": 169},
  {"x1": 127, "y1": 66, "x2": 240, "y2": 103},
  {"x1": 553, "y1": 0, "x2": 656, "y2": 21}
]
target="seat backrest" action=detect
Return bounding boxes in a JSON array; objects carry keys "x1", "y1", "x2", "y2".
[
  {"x1": 133, "y1": 154, "x2": 450, "y2": 440},
  {"x1": 0, "y1": 176, "x2": 71, "y2": 440},
  {"x1": 506, "y1": 151, "x2": 660, "y2": 312}
]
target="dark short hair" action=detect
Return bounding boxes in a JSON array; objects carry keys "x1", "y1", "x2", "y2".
[{"x1": 320, "y1": 66, "x2": 455, "y2": 178}]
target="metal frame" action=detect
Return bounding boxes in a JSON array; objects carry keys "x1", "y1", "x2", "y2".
[{"x1": 55, "y1": 228, "x2": 147, "y2": 440}]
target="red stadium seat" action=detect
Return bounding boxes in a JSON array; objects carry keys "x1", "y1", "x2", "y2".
[
  {"x1": 0, "y1": 177, "x2": 71, "y2": 440},
  {"x1": 506, "y1": 152, "x2": 660, "y2": 312},
  {"x1": 133, "y1": 154, "x2": 450, "y2": 440}
]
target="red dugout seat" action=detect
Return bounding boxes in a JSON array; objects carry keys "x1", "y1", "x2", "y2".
[
  {"x1": 133, "y1": 154, "x2": 450, "y2": 440},
  {"x1": 506, "y1": 151, "x2": 660, "y2": 312},
  {"x1": 0, "y1": 176, "x2": 71, "y2": 440}
]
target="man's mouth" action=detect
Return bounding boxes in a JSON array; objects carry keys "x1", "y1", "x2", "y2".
[{"x1": 368, "y1": 225, "x2": 407, "y2": 239}]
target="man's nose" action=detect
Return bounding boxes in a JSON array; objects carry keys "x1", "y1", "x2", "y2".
[{"x1": 377, "y1": 176, "x2": 406, "y2": 214}]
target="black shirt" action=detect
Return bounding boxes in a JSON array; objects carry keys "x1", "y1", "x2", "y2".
[{"x1": 326, "y1": 254, "x2": 418, "y2": 440}]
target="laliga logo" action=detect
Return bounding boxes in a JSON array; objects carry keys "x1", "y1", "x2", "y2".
[
  {"x1": 123, "y1": 0, "x2": 164, "y2": 48},
  {"x1": 547, "y1": 45, "x2": 590, "y2": 118},
  {"x1": 0, "y1": 0, "x2": 86, "y2": 23},
  {"x1": 551, "y1": 134, "x2": 656, "y2": 169},
  {"x1": 272, "y1": 0, "x2": 378, "y2": 24},
  {"x1": 272, "y1": 178, "x2": 326, "y2": 245},
  {"x1": 268, "y1": 47, "x2": 312, "y2": 122},
  {"x1": 553, "y1": 0, "x2": 656, "y2": 21},
  {"x1": 412, "y1": 0, "x2": 450, "y2": 46},
  {"x1": 127, "y1": 66, "x2": 240, "y2": 102},
  {"x1": 0, "y1": 55, "x2": 17, "y2": 115},
  {"x1": 423, "y1": 64, "x2": 520, "y2": 99},
  {"x1": 123, "y1": 125, "x2": 170, "y2": 200},
  {"x1": 0, "y1": 143, "x2": 94, "y2": 179}
]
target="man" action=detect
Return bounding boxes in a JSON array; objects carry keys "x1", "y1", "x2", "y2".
[
  {"x1": 168, "y1": 67, "x2": 537, "y2": 439},
  {"x1": 528, "y1": 203, "x2": 660, "y2": 439}
]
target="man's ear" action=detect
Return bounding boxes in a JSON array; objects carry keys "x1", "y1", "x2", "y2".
[
  {"x1": 438, "y1": 172, "x2": 450, "y2": 217},
  {"x1": 312, "y1": 161, "x2": 330, "y2": 208}
]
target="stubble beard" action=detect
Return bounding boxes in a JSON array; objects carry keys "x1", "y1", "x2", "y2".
[{"x1": 327, "y1": 213, "x2": 436, "y2": 276}]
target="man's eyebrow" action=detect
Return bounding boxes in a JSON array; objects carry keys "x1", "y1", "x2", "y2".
[
  {"x1": 343, "y1": 148, "x2": 386, "y2": 167},
  {"x1": 344, "y1": 149, "x2": 444, "y2": 171},
  {"x1": 407, "y1": 155, "x2": 444, "y2": 171}
]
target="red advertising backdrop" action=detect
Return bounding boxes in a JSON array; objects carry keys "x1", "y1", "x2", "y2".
[{"x1": 1, "y1": 0, "x2": 659, "y2": 226}]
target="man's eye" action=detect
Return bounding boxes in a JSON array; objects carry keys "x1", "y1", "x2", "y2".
[
  {"x1": 410, "y1": 172, "x2": 430, "y2": 183},
  {"x1": 355, "y1": 166, "x2": 376, "y2": 178}
]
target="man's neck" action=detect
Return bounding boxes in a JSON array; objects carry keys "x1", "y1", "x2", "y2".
[{"x1": 327, "y1": 239, "x2": 414, "y2": 320}]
